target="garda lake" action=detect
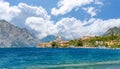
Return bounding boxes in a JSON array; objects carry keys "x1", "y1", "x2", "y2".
[{"x1": 0, "y1": 48, "x2": 120, "y2": 69}]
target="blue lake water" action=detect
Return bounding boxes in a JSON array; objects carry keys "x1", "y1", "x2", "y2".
[{"x1": 0, "y1": 48, "x2": 120, "y2": 69}]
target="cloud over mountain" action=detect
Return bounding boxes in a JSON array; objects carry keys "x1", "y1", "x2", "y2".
[
  {"x1": 25, "y1": 17, "x2": 58, "y2": 39},
  {"x1": 56, "y1": 17, "x2": 84, "y2": 39},
  {"x1": 0, "y1": 0, "x2": 54, "y2": 39},
  {"x1": 12, "y1": 3, "x2": 51, "y2": 27},
  {"x1": 0, "y1": 1, "x2": 50, "y2": 27},
  {"x1": 55, "y1": 18, "x2": 120, "y2": 39}
]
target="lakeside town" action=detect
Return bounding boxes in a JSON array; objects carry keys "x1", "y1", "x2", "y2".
[{"x1": 38, "y1": 33, "x2": 120, "y2": 48}]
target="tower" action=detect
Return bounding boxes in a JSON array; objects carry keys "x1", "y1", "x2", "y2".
[{"x1": 56, "y1": 35, "x2": 62, "y2": 43}]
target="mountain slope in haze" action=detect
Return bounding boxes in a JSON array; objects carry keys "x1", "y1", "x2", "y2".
[
  {"x1": 0, "y1": 20, "x2": 39, "y2": 48},
  {"x1": 104, "y1": 27, "x2": 120, "y2": 36},
  {"x1": 41, "y1": 35, "x2": 69, "y2": 42},
  {"x1": 40, "y1": 35, "x2": 56, "y2": 42}
]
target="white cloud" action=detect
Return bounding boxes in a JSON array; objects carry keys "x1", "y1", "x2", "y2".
[
  {"x1": 95, "y1": 0, "x2": 104, "y2": 5},
  {"x1": 82, "y1": 7, "x2": 97, "y2": 17},
  {"x1": 87, "y1": 18, "x2": 120, "y2": 35},
  {"x1": 51, "y1": 0, "x2": 94, "y2": 16},
  {"x1": 55, "y1": 17, "x2": 120, "y2": 39},
  {"x1": 0, "y1": 0, "x2": 21, "y2": 21},
  {"x1": 51, "y1": 0, "x2": 103, "y2": 17},
  {"x1": 25, "y1": 17, "x2": 120, "y2": 40},
  {"x1": 56, "y1": 17, "x2": 85, "y2": 39},
  {"x1": 25, "y1": 17, "x2": 58, "y2": 39},
  {"x1": 18, "y1": 3, "x2": 50, "y2": 20},
  {"x1": 11, "y1": 3, "x2": 51, "y2": 27}
]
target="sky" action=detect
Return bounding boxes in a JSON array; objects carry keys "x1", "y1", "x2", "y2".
[{"x1": 0, "y1": 0, "x2": 120, "y2": 40}]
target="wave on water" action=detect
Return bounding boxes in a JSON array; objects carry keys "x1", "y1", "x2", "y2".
[{"x1": 9, "y1": 60, "x2": 120, "y2": 69}]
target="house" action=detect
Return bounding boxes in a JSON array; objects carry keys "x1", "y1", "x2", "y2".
[
  {"x1": 82, "y1": 36, "x2": 94, "y2": 40},
  {"x1": 105, "y1": 40, "x2": 120, "y2": 46},
  {"x1": 58, "y1": 41, "x2": 69, "y2": 47},
  {"x1": 38, "y1": 35, "x2": 69, "y2": 48},
  {"x1": 38, "y1": 42, "x2": 52, "y2": 48}
]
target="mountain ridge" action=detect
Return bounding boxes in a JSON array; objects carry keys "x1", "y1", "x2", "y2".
[
  {"x1": 0, "y1": 20, "x2": 39, "y2": 48},
  {"x1": 104, "y1": 27, "x2": 120, "y2": 36}
]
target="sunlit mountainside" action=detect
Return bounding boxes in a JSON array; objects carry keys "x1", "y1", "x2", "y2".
[{"x1": 0, "y1": 20, "x2": 39, "y2": 48}]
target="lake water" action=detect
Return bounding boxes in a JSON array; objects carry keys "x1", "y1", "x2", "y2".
[{"x1": 0, "y1": 48, "x2": 120, "y2": 69}]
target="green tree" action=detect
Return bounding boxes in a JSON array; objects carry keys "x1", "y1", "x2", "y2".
[
  {"x1": 51, "y1": 41, "x2": 58, "y2": 48},
  {"x1": 76, "y1": 40, "x2": 83, "y2": 46},
  {"x1": 69, "y1": 39, "x2": 83, "y2": 47}
]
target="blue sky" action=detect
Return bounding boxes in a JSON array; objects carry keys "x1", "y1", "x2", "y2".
[
  {"x1": 96, "y1": 0, "x2": 120, "y2": 19},
  {"x1": 5, "y1": 0, "x2": 120, "y2": 20},
  {"x1": 1, "y1": 0, "x2": 120, "y2": 40}
]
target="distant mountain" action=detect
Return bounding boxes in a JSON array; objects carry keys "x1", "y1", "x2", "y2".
[
  {"x1": 0, "y1": 20, "x2": 39, "y2": 48},
  {"x1": 104, "y1": 27, "x2": 120, "y2": 36},
  {"x1": 40, "y1": 35, "x2": 56, "y2": 42},
  {"x1": 41, "y1": 35, "x2": 68, "y2": 42}
]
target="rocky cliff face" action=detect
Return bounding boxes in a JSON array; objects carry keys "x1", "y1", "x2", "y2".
[
  {"x1": 104, "y1": 27, "x2": 120, "y2": 36},
  {"x1": 0, "y1": 20, "x2": 39, "y2": 48}
]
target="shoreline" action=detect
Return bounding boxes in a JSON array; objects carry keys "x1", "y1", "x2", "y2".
[
  {"x1": 37, "y1": 46, "x2": 120, "y2": 49},
  {"x1": 0, "y1": 46, "x2": 120, "y2": 50}
]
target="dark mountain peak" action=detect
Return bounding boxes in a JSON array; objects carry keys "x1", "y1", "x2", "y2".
[
  {"x1": 0, "y1": 19, "x2": 8, "y2": 22},
  {"x1": 109, "y1": 27, "x2": 118, "y2": 30},
  {"x1": 0, "y1": 19, "x2": 9, "y2": 25}
]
